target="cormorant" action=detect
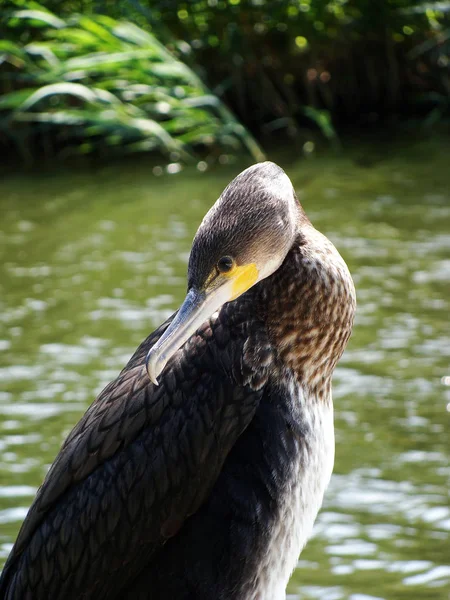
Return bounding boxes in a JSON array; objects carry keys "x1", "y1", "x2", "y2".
[{"x1": 0, "y1": 162, "x2": 356, "y2": 600}]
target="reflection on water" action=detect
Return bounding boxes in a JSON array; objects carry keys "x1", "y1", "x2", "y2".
[{"x1": 0, "y1": 139, "x2": 449, "y2": 599}]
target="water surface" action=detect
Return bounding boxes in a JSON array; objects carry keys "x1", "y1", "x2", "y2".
[{"x1": 0, "y1": 139, "x2": 449, "y2": 599}]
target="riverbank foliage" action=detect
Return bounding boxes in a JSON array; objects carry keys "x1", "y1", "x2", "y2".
[
  {"x1": 0, "y1": 0, "x2": 449, "y2": 164},
  {"x1": 0, "y1": 4, "x2": 263, "y2": 163}
]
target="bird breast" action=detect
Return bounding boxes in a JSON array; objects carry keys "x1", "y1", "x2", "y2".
[{"x1": 250, "y1": 380, "x2": 335, "y2": 599}]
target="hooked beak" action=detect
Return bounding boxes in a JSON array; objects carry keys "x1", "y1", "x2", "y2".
[{"x1": 145, "y1": 264, "x2": 258, "y2": 385}]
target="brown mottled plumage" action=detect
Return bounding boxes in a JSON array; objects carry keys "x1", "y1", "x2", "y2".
[
  {"x1": 0, "y1": 162, "x2": 355, "y2": 600},
  {"x1": 266, "y1": 223, "x2": 355, "y2": 391}
]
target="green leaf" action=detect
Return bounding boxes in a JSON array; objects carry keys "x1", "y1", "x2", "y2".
[
  {"x1": 25, "y1": 43, "x2": 60, "y2": 67},
  {"x1": 0, "y1": 89, "x2": 38, "y2": 111},
  {"x1": 77, "y1": 16, "x2": 122, "y2": 47},
  {"x1": 112, "y1": 22, "x2": 157, "y2": 47},
  {"x1": 0, "y1": 40, "x2": 27, "y2": 58},
  {"x1": 17, "y1": 82, "x2": 104, "y2": 110},
  {"x1": 13, "y1": 10, "x2": 65, "y2": 29},
  {"x1": 63, "y1": 49, "x2": 158, "y2": 71}
]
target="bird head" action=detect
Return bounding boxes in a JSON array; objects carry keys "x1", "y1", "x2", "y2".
[{"x1": 146, "y1": 161, "x2": 300, "y2": 384}]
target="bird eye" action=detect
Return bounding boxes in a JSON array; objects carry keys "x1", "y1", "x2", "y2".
[{"x1": 217, "y1": 256, "x2": 234, "y2": 273}]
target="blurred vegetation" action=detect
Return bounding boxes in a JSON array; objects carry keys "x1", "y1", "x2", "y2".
[
  {"x1": 0, "y1": 2, "x2": 264, "y2": 163},
  {"x1": 0, "y1": 0, "x2": 449, "y2": 164},
  {"x1": 154, "y1": 0, "x2": 450, "y2": 133}
]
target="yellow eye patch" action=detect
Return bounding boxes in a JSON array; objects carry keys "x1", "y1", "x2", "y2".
[
  {"x1": 203, "y1": 262, "x2": 259, "y2": 301},
  {"x1": 226, "y1": 263, "x2": 259, "y2": 300}
]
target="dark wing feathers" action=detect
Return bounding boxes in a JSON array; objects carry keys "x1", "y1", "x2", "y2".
[
  {"x1": 9, "y1": 317, "x2": 173, "y2": 561},
  {"x1": 0, "y1": 309, "x2": 266, "y2": 600}
]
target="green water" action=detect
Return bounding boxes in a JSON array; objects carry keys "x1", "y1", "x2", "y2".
[{"x1": 0, "y1": 139, "x2": 449, "y2": 599}]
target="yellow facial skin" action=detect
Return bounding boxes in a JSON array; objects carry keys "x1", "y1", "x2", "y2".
[
  {"x1": 226, "y1": 263, "x2": 259, "y2": 300},
  {"x1": 203, "y1": 262, "x2": 259, "y2": 302}
]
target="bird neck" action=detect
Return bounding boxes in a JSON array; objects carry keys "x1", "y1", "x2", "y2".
[{"x1": 256, "y1": 225, "x2": 356, "y2": 399}]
